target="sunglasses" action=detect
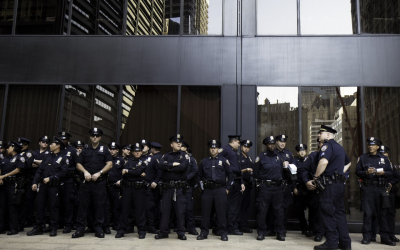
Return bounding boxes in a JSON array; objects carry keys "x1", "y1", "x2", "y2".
[{"x1": 40, "y1": 141, "x2": 48, "y2": 144}]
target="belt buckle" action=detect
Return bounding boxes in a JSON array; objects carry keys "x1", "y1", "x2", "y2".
[
  {"x1": 266, "y1": 180, "x2": 271, "y2": 187},
  {"x1": 170, "y1": 181, "x2": 175, "y2": 186}
]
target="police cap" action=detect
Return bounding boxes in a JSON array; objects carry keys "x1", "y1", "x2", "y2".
[
  {"x1": 108, "y1": 142, "x2": 120, "y2": 150},
  {"x1": 89, "y1": 127, "x2": 103, "y2": 137},
  {"x1": 38, "y1": 135, "x2": 50, "y2": 143},
  {"x1": 379, "y1": 145, "x2": 389, "y2": 154},
  {"x1": 73, "y1": 141, "x2": 84, "y2": 148},
  {"x1": 58, "y1": 131, "x2": 72, "y2": 140},
  {"x1": 140, "y1": 139, "x2": 150, "y2": 147},
  {"x1": 52, "y1": 136, "x2": 66, "y2": 151},
  {"x1": 207, "y1": 140, "x2": 221, "y2": 148},
  {"x1": 275, "y1": 135, "x2": 288, "y2": 142},
  {"x1": 18, "y1": 137, "x2": 32, "y2": 145},
  {"x1": 367, "y1": 137, "x2": 382, "y2": 146},
  {"x1": 295, "y1": 144, "x2": 307, "y2": 152},
  {"x1": 150, "y1": 142, "x2": 162, "y2": 149},
  {"x1": 132, "y1": 143, "x2": 143, "y2": 151},
  {"x1": 121, "y1": 144, "x2": 132, "y2": 150},
  {"x1": 263, "y1": 136, "x2": 275, "y2": 145},
  {"x1": 240, "y1": 140, "x2": 252, "y2": 147},
  {"x1": 7, "y1": 141, "x2": 22, "y2": 151},
  {"x1": 181, "y1": 141, "x2": 190, "y2": 148},
  {"x1": 169, "y1": 134, "x2": 183, "y2": 143},
  {"x1": 318, "y1": 125, "x2": 337, "y2": 134}
]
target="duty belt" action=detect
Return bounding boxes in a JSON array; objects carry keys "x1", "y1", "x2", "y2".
[
  {"x1": 65, "y1": 170, "x2": 75, "y2": 178},
  {"x1": 323, "y1": 175, "x2": 346, "y2": 184},
  {"x1": 3, "y1": 176, "x2": 16, "y2": 184},
  {"x1": 124, "y1": 180, "x2": 148, "y2": 189},
  {"x1": 363, "y1": 179, "x2": 387, "y2": 187},
  {"x1": 161, "y1": 180, "x2": 187, "y2": 189},
  {"x1": 258, "y1": 179, "x2": 283, "y2": 187},
  {"x1": 108, "y1": 181, "x2": 120, "y2": 189},
  {"x1": 203, "y1": 181, "x2": 225, "y2": 189}
]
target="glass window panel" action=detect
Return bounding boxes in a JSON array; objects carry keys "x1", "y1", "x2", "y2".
[
  {"x1": 359, "y1": 0, "x2": 400, "y2": 34},
  {"x1": 0, "y1": 0, "x2": 15, "y2": 34},
  {"x1": 0, "y1": 85, "x2": 5, "y2": 133},
  {"x1": 257, "y1": 0, "x2": 297, "y2": 35},
  {"x1": 301, "y1": 0, "x2": 355, "y2": 35},
  {"x1": 301, "y1": 86, "x2": 362, "y2": 221},
  {"x1": 3, "y1": 85, "x2": 61, "y2": 151},
  {"x1": 120, "y1": 85, "x2": 178, "y2": 154},
  {"x1": 183, "y1": 0, "x2": 222, "y2": 35},
  {"x1": 364, "y1": 87, "x2": 400, "y2": 222},
  {"x1": 63, "y1": 85, "x2": 120, "y2": 145},
  {"x1": 15, "y1": 0, "x2": 64, "y2": 35}
]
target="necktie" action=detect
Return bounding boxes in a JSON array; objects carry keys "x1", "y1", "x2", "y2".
[{"x1": 211, "y1": 159, "x2": 216, "y2": 181}]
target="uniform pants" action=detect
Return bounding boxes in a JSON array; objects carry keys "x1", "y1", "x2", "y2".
[
  {"x1": 60, "y1": 178, "x2": 75, "y2": 228},
  {"x1": 226, "y1": 179, "x2": 242, "y2": 231},
  {"x1": 159, "y1": 188, "x2": 187, "y2": 236},
  {"x1": 35, "y1": 184, "x2": 60, "y2": 230},
  {"x1": 146, "y1": 187, "x2": 160, "y2": 231},
  {"x1": 0, "y1": 185, "x2": 19, "y2": 231},
  {"x1": 309, "y1": 191, "x2": 324, "y2": 237},
  {"x1": 256, "y1": 185, "x2": 284, "y2": 235},
  {"x1": 25, "y1": 178, "x2": 37, "y2": 226},
  {"x1": 108, "y1": 186, "x2": 121, "y2": 230},
  {"x1": 361, "y1": 185, "x2": 390, "y2": 241},
  {"x1": 185, "y1": 186, "x2": 196, "y2": 230},
  {"x1": 293, "y1": 194, "x2": 308, "y2": 232},
  {"x1": 387, "y1": 193, "x2": 396, "y2": 237},
  {"x1": 319, "y1": 183, "x2": 351, "y2": 248},
  {"x1": 238, "y1": 185, "x2": 252, "y2": 229},
  {"x1": 76, "y1": 180, "x2": 106, "y2": 233},
  {"x1": 118, "y1": 186, "x2": 146, "y2": 235},
  {"x1": 200, "y1": 187, "x2": 228, "y2": 236},
  {"x1": 267, "y1": 186, "x2": 292, "y2": 232}
]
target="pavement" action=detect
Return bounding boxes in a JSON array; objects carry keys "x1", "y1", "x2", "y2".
[{"x1": 0, "y1": 228, "x2": 398, "y2": 250}]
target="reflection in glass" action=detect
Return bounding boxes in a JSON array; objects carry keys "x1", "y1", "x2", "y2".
[
  {"x1": 0, "y1": 0, "x2": 14, "y2": 34},
  {"x1": 4, "y1": 85, "x2": 61, "y2": 151},
  {"x1": 183, "y1": 0, "x2": 222, "y2": 35},
  {"x1": 364, "y1": 87, "x2": 400, "y2": 221},
  {"x1": 0, "y1": 85, "x2": 5, "y2": 130},
  {"x1": 15, "y1": 0, "x2": 64, "y2": 35},
  {"x1": 257, "y1": 0, "x2": 297, "y2": 35},
  {"x1": 301, "y1": 0, "x2": 354, "y2": 35},
  {"x1": 357, "y1": 0, "x2": 400, "y2": 34},
  {"x1": 120, "y1": 85, "x2": 178, "y2": 153},
  {"x1": 63, "y1": 85, "x2": 120, "y2": 145},
  {"x1": 126, "y1": 0, "x2": 165, "y2": 35},
  {"x1": 301, "y1": 86, "x2": 362, "y2": 221}
]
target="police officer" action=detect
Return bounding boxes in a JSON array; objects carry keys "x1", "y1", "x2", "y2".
[
  {"x1": 218, "y1": 135, "x2": 245, "y2": 235},
  {"x1": 356, "y1": 138, "x2": 395, "y2": 246},
  {"x1": 57, "y1": 131, "x2": 79, "y2": 234},
  {"x1": 107, "y1": 142, "x2": 123, "y2": 231},
  {"x1": 238, "y1": 140, "x2": 254, "y2": 233},
  {"x1": 0, "y1": 141, "x2": 5, "y2": 156},
  {"x1": 72, "y1": 127, "x2": 113, "y2": 238},
  {"x1": 181, "y1": 141, "x2": 199, "y2": 235},
  {"x1": 17, "y1": 137, "x2": 33, "y2": 231},
  {"x1": 140, "y1": 139, "x2": 151, "y2": 157},
  {"x1": 27, "y1": 137, "x2": 68, "y2": 237},
  {"x1": 379, "y1": 146, "x2": 400, "y2": 243},
  {"x1": 314, "y1": 125, "x2": 351, "y2": 250},
  {"x1": 120, "y1": 144, "x2": 135, "y2": 234},
  {"x1": 293, "y1": 144, "x2": 309, "y2": 235},
  {"x1": 254, "y1": 136, "x2": 285, "y2": 241},
  {"x1": 0, "y1": 141, "x2": 25, "y2": 235},
  {"x1": 149, "y1": 142, "x2": 163, "y2": 230},
  {"x1": 115, "y1": 143, "x2": 148, "y2": 239},
  {"x1": 155, "y1": 134, "x2": 189, "y2": 240},
  {"x1": 197, "y1": 140, "x2": 232, "y2": 241},
  {"x1": 73, "y1": 141, "x2": 84, "y2": 154}
]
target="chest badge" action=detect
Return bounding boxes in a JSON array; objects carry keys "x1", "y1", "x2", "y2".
[
  {"x1": 286, "y1": 154, "x2": 289, "y2": 158},
  {"x1": 116, "y1": 160, "x2": 120, "y2": 165},
  {"x1": 11, "y1": 157, "x2": 16, "y2": 163},
  {"x1": 255, "y1": 157, "x2": 260, "y2": 163},
  {"x1": 380, "y1": 158, "x2": 385, "y2": 164},
  {"x1": 218, "y1": 160, "x2": 222, "y2": 166},
  {"x1": 56, "y1": 157, "x2": 62, "y2": 164},
  {"x1": 67, "y1": 152, "x2": 71, "y2": 157},
  {"x1": 99, "y1": 146, "x2": 104, "y2": 153}
]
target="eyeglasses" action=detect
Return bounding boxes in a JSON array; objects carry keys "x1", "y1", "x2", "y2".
[{"x1": 41, "y1": 141, "x2": 48, "y2": 144}]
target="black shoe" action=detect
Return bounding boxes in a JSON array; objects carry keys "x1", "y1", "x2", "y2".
[
  {"x1": 84, "y1": 227, "x2": 95, "y2": 234},
  {"x1": 7, "y1": 230, "x2": 18, "y2": 235},
  {"x1": 50, "y1": 230, "x2": 57, "y2": 237},
  {"x1": 42, "y1": 226, "x2": 51, "y2": 233},
  {"x1": 381, "y1": 239, "x2": 396, "y2": 246},
  {"x1": 390, "y1": 236, "x2": 400, "y2": 242},
  {"x1": 95, "y1": 232, "x2": 105, "y2": 238},
  {"x1": 228, "y1": 229, "x2": 243, "y2": 235},
  {"x1": 266, "y1": 230, "x2": 276, "y2": 236},
  {"x1": 314, "y1": 243, "x2": 338, "y2": 250},
  {"x1": 239, "y1": 227, "x2": 253, "y2": 233},
  {"x1": 257, "y1": 234, "x2": 265, "y2": 241},
  {"x1": 126, "y1": 227, "x2": 134, "y2": 234},
  {"x1": 178, "y1": 234, "x2": 187, "y2": 240},
  {"x1": 221, "y1": 235, "x2": 228, "y2": 241},
  {"x1": 370, "y1": 237, "x2": 376, "y2": 242},
  {"x1": 115, "y1": 233, "x2": 124, "y2": 238},
  {"x1": 361, "y1": 238, "x2": 370, "y2": 244},
  {"x1": 63, "y1": 227, "x2": 71, "y2": 234},
  {"x1": 338, "y1": 244, "x2": 351, "y2": 250},
  {"x1": 103, "y1": 228, "x2": 111, "y2": 234},
  {"x1": 17, "y1": 227, "x2": 24, "y2": 232},
  {"x1": 155, "y1": 234, "x2": 169, "y2": 239},
  {"x1": 314, "y1": 236, "x2": 323, "y2": 242},
  {"x1": 212, "y1": 229, "x2": 220, "y2": 236},
  {"x1": 139, "y1": 234, "x2": 145, "y2": 239},
  {"x1": 27, "y1": 228, "x2": 43, "y2": 236},
  {"x1": 148, "y1": 228, "x2": 160, "y2": 234},
  {"x1": 72, "y1": 225, "x2": 77, "y2": 230},
  {"x1": 197, "y1": 234, "x2": 208, "y2": 240},
  {"x1": 277, "y1": 234, "x2": 285, "y2": 241},
  {"x1": 188, "y1": 228, "x2": 199, "y2": 235},
  {"x1": 307, "y1": 231, "x2": 315, "y2": 237},
  {"x1": 0, "y1": 230, "x2": 6, "y2": 234},
  {"x1": 71, "y1": 231, "x2": 84, "y2": 238},
  {"x1": 302, "y1": 230, "x2": 307, "y2": 235}
]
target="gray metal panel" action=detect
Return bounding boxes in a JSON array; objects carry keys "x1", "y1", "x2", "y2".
[
  {"x1": 241, "y1": 0, "x2": 255, "y2": 37},
  {"x1": 240, "y1": 85, "x2": 257, "y2": 160},
  {"x1": 223, "y1": 0, "x2": 238, "y2": 36},
  {"x1": 221, "y1": 84, "x2": 237, "y2": 146},
  {"x1": 242, "y1": 36, "x2": 400, "y2": 86},
  {"x1": 0, "y1": 36, "x2": 237, "y2": 86}
]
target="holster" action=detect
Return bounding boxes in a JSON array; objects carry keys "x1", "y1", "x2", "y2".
[
  {"x1": 15, "y1": 188, "x2": 26, "y2": 205},
  {"x1": 380, "y1": 191, "x2": 391, "y2": 209},
  {"x1": 15, "y1": 176, "x2": 27, "y2": 189}
]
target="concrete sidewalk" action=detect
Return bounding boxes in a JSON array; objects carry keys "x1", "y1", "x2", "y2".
[{"x1": 0, "y1": 229, "x2": 397, "y2": 250}]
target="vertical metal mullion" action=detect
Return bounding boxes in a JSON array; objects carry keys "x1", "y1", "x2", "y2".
[
  {"x1": 11, "y1": 0, "x2": 19, "y2": 35},
  {"x1": 177, "y1": 85, "x2": 181, "y2": 133},
  {"x1": 0, "y1": 84, "x2": 9, "y2": 140},
  {"x1": 222, "y1": 0, "x2": 225, "y2": 36},
  {"x1": 298, "y1": 86, "x2": 302, "y2": 143},
  {"x1": 117, "y1": 85, "x2": 123, "y2": 144},
  {"x1": 356, "y1": 0, "x2": 361, "y2": 34},
  {"x1": 360, "y1": 87, "x2": 366, "y2": 154},
  {"x1": 179, "y1": 0, "x2": 183, "y2": 36},
  {"x1": 122, "y1": 0, "x2": 128, "y2": 35},
  {"x1": 58, "y1": 85, "x2": 66, "y2": 132},
  {"x1": 297, "y1": 0, "x2": 301, "y2": 35},
  {"x1": 67, "y1": 0, "x2": 73, "y2": 35}
]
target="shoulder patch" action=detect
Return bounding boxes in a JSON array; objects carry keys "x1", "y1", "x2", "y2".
[
  {"x1": 20, "y1": 157, "x2": 25, "y2": 163},
  {"x1": 226, "y1": 159, "x2": 230, "y2": 166},
  {"x1": 185, "y1": 154, "x2": 189, "y2": 160},
  {"x1": 66, "y1": 159, "x2": 69, "y2": 165},
  {"x1": 249, "y1": 156, "x2": 253, "y2": 163},
  {"x1": 26, "y1": 152, "x2": 32, "y2": 158},
  {"x1": 218, "y1": 148, "x2": 223, "y2": 153},
  {"x1": 357, "y1": 157, "x2": 360, "y2": 163},
  {"x1": 20, "y1": 152, "x2": 25, "y2": 155},
  {"x1": 321, "y1": 145, "x2": 328, "y2": 152},
  {"x1": 255, "y1": 156, "x2": 260, "y2": 163}
]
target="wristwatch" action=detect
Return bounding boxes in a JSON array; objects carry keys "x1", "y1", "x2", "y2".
[{"x1": 100, "y1": 170, "x2": 103, "y2": 175}]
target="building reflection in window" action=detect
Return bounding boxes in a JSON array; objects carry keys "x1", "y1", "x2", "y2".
[
  {"x1": 257, "y1": 0, "x2": 297, "y2": 35},
  {"x1": 0, "y1": 0, "x2": 14, "y2": 34}
]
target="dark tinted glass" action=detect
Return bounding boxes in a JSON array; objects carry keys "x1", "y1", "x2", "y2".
[{"x1": 0, "y1": 0, "x2": 14, "y2": 34}]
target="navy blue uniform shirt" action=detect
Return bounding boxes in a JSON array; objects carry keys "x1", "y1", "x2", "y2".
[
  {"x1": 77, "y1": 144, "x2": 113, "y2": 175},
  {"x1": 318, "y1": 139, "x2": 346, "y2": 176},
  {"x1": 294, "y1": 157, "x2": 306, "y2": 184},
  {"x1": 108, "y1": 155, "x2": 125, "y2": 183},
  {"x1": 300, "y1": 151, "x2": 319, "y2": 183},
  {"x1": 123, "y1": 157, "x2": 147, "y2": 182},
  {"x1": 218, "y1": 145, "x2": 241, "y2": 176},
  {"x1": 32, "y1": 152, "x2": 68, "y2": 185},
  {"x1": 239, "y1": 153, "x2": 253, "y2": 182},
  {"x1": 141, "y1": 154, "x2": 160, "y2": 184},
  {"x1": 20, "y1": 149, "x2": 34, "y2": 177},
  {"x1": 355, "y1": 153, "x2": 393, "y2": 180},
  {"x1": 197, "y1": 155, "x2": 233, "y2": 191},
  {"x1": 159, "y1": 151, "x2": 189, "y2": 181},
  {"x1": 254, "y1": 150, "x2": 284, "y2": 181},
  {"x1": 61, "y1": 144, "x2": 79, "y2": 171},
  {"x1": 186, "y1": 153, "x2": 198, "y2": 181},
  {"x1": 1, "y1": 154, "x2": 25, "y2": 176}
]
